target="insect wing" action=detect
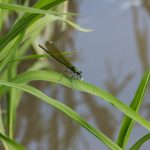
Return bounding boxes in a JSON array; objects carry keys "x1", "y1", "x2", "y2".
[{"x1": 45, "y1": 42, "x2": 74, "y2": 70}]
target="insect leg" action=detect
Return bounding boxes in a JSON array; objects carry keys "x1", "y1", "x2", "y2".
[{"x1": 59, "y1": 69, "x2": 68, "y2": 81}]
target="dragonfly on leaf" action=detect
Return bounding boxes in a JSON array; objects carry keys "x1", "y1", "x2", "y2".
[{"x1": 39, "y1": 41, "x2": 83, "y2": 80}]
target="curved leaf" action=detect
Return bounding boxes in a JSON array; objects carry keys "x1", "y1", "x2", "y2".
[
  {"x1": 0, "y1": 80, "x2": 122, "y2": 150},
  {"x1": 0, "y1": 70, "x2": 150, "y2": 131}
]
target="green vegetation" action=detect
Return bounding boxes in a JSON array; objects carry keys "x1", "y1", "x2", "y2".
[{"x1": 0, "y1": 1, "x2": 150, "y2": 150}]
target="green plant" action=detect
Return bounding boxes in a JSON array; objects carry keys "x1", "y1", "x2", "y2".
[{"x1": 0, "y1": 1, "x2": 150, "y2": 150}]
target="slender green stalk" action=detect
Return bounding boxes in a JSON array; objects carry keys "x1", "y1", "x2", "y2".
[
  {"x1": 0, "y1": 70, "x2": 150, "y2": 131},
  {"x1": 0, "y1": 80, "x2": 122, "y2": 150}
]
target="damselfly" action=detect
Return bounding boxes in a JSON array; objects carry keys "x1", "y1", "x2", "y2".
[{"x1": 39, "y1": 41, "x2": 82, "y2": 80}]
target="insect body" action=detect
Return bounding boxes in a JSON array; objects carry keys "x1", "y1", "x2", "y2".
[{"x1": 39, "y1": 41, "x2": 82, "y2": 80}]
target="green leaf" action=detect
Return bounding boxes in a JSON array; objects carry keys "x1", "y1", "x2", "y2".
[
  {"x1": 117, "y1": 70, "x2": 150, "y2": 148},
  {"x1": 130, "y1": 133, "x2": 150, "y2": 150},
  {"x1": 0, "y1": 107, "x2": 9, "y2": 150},
  {"x1": 0, "y1": 132, "x2": 25, "y2": 150},
  {"x1": 0, "y1": 80, "x2": 122, "y2": 150},
  {"x1": 63, "y1": 19, "x2": 93, "y2": 32},
  {"x1": 0, "y1": 70, "x2": 150, "y2": 131},
  {"x1": 0, "y1": 0, "x2": 65, "y2": 51},
  {"x1": 0, "y1": 2, "x2": 76, "y2": 16}
]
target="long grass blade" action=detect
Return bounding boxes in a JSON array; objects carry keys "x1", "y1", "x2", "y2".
[
  {"x1": 117, "y1": 70, "x2": 150, "y2": 148},
  {"x1": 0, "y1": 80, "x2": 122, "y2": 150},
  {"x1": 0, "y1": 132, "x2": 25, "y2": 150},
  {"x1": 129, "y1": 133, "x2": 150, "y2": 150},
  {"x1": 0, "y1": 70, "x2": 150, "y2": 131},
  {"x1": 0, "y1": 0, "x2": 65, "y2": 51}
]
